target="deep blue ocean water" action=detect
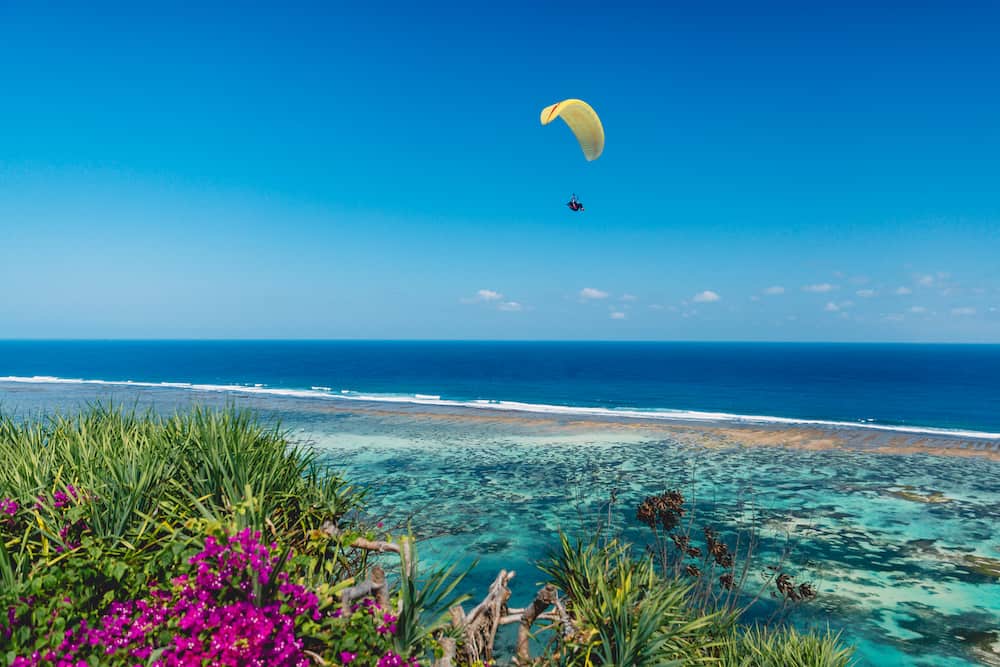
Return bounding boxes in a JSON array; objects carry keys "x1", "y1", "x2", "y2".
[
  {"x1": 1, "y1": 340, "x2": 999, "y2": 433},
  {"x1": 2, "y1": 341, "x2": 999, "y2": 665}
]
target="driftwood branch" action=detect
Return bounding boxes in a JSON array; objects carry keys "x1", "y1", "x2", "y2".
[
  {"x1": 324, "y1": 522, "x2": 575, "y2": 663},
  {"x1": 434, "y1": 637, "x2": 456, "y2": 667},
  {"x1": 453, "y1": 569, "x2": 515, "y2": 663},
  {"x1": 304, "y1": 649, "x2": 328, "y2": 665},
  {"x1": 516, "y1": 583, "x2": 558, "y2": 664},
  {"x1": 350, "y1": 536, "x2": 413, "y2": 578},
  {"x1": 339, "y1": 565, "x2": 390, "y2": 614}
]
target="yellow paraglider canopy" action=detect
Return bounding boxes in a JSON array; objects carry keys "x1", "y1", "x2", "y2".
[{"x1": 540, "y1": 99, "x2": 604, "y2": 161}]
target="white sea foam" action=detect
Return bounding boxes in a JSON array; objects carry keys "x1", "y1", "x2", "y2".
[{"x1": 1, "y1": 375, "x2": 997, "y2": 440}]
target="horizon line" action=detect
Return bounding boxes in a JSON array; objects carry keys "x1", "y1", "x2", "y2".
[{"x1": 1, "y1": 338, "x2": 999, "y2": 345}]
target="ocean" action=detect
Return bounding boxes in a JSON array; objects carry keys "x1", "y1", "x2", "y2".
[
  {"x1": 2, "y1": 340, "x2": 1000, "y2": 434},
  {"x1": 1, "y1": 341, "x2": 998, "y2": 666}
]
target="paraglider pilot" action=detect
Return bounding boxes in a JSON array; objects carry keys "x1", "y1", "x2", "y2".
[{"x1": 567, "y1": 194, "x2": 584, "y2": 212}]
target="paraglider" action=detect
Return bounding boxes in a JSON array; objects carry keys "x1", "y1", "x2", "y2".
[
  {"x1": 540, "y1": 99, "x2": 605, "y2": 161},
  {"x1": 540, "y1": 99, "x2": 603, "y2": 211}
]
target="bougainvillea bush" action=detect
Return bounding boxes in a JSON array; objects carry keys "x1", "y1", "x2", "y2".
[
  {"x1": 2, "y1": 523, "x2": 414, "y2": 667},
  {"x1": 0, "y1": 408, "x2": 441, "y2": 667}
]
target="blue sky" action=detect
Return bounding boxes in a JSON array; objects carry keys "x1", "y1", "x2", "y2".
[{"x1": 1, "y1": 1, "x2": 998, "y2": 341}]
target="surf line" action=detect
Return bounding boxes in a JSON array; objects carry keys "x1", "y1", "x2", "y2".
[{"x1": 3, "y1": 375, "x2": 999, "y2": 442}]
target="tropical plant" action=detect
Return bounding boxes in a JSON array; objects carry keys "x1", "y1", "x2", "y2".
[
  {"x1": 718, "y1": 625, "x2": 855, "y2": 667},
  {"x1": 540, "y1": 533, "x2": 722, "y2": 665},
  {"x1": 392, "y1": 539, "x2": 471, "y2": 659}
]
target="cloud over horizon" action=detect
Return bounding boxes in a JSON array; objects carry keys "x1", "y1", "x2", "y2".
[
  {"x1": 579, "y1": 287, "x2": 609, "y2": 300},
  {"x1": 803, "y1": 283, "x2": 837, "y2": 293},
  {"x1": 693, "y1": 290, "x2": 721, "y2": 303},
  {"x1": 461, "y1": 289, "x2": 503, "y2": 303}
]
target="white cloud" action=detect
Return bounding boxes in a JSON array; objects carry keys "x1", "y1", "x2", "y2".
[
  {"x1": 462, "y1": 289, "x2": 504, "y2": 304},
  {"x1": 917, "y1": 275, "x2": 935, "y2": 287},
  {"x1": 648, "y1": 304, "x2": 664, "y2": 310},
  {"x1": 909, "y1": 306, "x2": 927, "y2": 314},
  {"x1": 763, "y1": 286, "x2": 785, "y2": 295},
  {"x1": 580, "y1": 287, "x2": 609, "y2": 300},
  {"x1": 621, "y1": 294, "x2": 638, "y2": 301},
  {"x1": 498, "y1": 301, "x2": 523, "y2": 312},
  {"x1": 749, "y1": 295, "x2": 760, "y2": 302},
  {"x1": 693, "y1": 290, "x2": 721, "y2": 303},
  {"x1": 856, "y1": 289, "x2": 876, "y2": 298},
  {"x1": 952, "y1": 307, "x2": 976, "y2": 316},
  {"x1": 476, "y1": 289, "x2": 502, "y2": 301},
  {"x1": 895, "y1": 287, "x2": 912, "y2": 295},
  {"x1": 884, "y1": 313, "x2": 905, "y2": 322},
  {"x1": 610, "y1": 311, "x2": 626, "y2": 320},
  {"x1": 824, "y1": 300, "x2": 854, "y2": 312},
  {"x1": 802, "y1": 283, "x2": 837, "y2": 293}
]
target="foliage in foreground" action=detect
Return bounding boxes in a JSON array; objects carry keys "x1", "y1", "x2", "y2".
[
  {"x1": 0, "y1": 406, "x2": 853, "y2": 666},
  {"x1": 0, "y1": 406, "x2": 451, "y2": 666},
  {"x1": 538, "y1": 535, "x2": 851, "y2": 667},
  {"x1": 540, "y1": 534, "x2": 721, "y2": 665},
  {"x1": 718, "y1": 626, "x2": 854, "y2": 667}
]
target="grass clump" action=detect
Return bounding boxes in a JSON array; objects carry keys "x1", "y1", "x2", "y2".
[
  {"x1": 537, "y1": 534, "x2": 853, "y2": 666},
  {"x1": 718, "y1": 625, "x2": 854, "y2": 667},
  {"x1": 540, "y1": 534, "x2": 722, "y2": 665}
]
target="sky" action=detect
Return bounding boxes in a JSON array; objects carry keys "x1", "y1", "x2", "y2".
[{"x1": 1, "y1": 1, "x2": 998, "y2": 341}]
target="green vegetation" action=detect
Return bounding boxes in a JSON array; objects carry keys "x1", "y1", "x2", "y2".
[
  {"x1": 718, "y1": 626, "x2": 853, "y2": 667},
  {"x1": 540, "y1": 534, "x2": 722, "y2": 665},
  {"x1": 0, "y1": 406, "x2": 852, "y2": 666}
]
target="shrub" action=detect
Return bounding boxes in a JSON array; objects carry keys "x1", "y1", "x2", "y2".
[
  {"x1": 718, "y1": 625, "x2": 854, "y2": 667},
  {"x1": 540, "y1": 534, "x2": 721, "y2": 665}
]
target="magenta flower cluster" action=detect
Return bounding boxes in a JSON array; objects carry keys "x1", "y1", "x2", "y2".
[
  {"x1": 4, "y1": 606, "x2": 16, "y2": 641},
  {"x1": 1, "y1": 496, "x2": 18, "y2": 530},
  {"x1": 52, "y1": 485, "x2": 79, "y2": 509},
  {"x1": 32, "y1": 485, "x2": 80, "y2": 512},
  {"x1": 377, "y1": 652, "x2": 420, "y2": 667},
  {"x1": 350, "y1": 597, "x2": 399, "y2": 635},
  {"x1": 10, "y1": 529, "x2": 319, "y2": 667},
  {"x1": 27, "y1": 486, "x2": 90, "y2": 552},
  {"x1": 8, "y1": 527, "x2": 423, "y2": 667}
]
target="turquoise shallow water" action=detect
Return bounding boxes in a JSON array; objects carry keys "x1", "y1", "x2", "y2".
[{"x1": 1, "y1": 380, "x2": 998, "y2": 666}]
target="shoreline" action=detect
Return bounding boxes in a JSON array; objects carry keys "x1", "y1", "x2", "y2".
[{"x1": 2, "y1": 375, "x2": 998, "y2": 462}]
